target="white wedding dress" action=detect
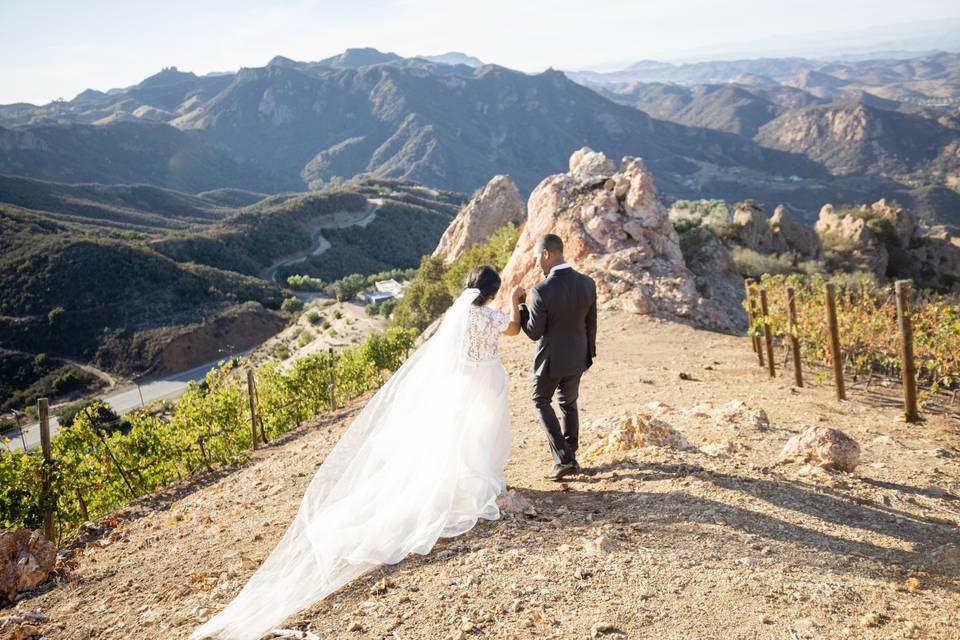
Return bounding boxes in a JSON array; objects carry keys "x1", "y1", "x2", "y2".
[{"x1": 190, "y1": 289, "x2": 513, "y2": 640}]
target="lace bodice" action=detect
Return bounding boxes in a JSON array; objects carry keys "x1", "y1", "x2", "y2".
[{"x1": 465, "y1": 305, "x2": 510, "y2": 362}]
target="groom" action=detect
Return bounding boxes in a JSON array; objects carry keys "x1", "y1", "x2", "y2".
[{"x1": 516, "y1": 234, "x2": 597, "y2": 481}]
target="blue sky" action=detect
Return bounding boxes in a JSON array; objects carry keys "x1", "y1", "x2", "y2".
[{"x1": 2, "y1": 0, "x2": 959, "y2": 104}]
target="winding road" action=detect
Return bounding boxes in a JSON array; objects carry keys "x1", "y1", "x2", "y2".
[
  {"x1": 261, "y1": 199, "x2": 382, "y2": 284},
  {"x1": 3, "y1": 199, "x2": 388, "y2": 451},
  {"x1": 3, "y1": 353, "x2": 249, "y2": 451}
]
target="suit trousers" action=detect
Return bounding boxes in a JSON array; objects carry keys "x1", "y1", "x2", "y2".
[{"x1": 532, "y1": 372, "x2": 582, "y2": 465}]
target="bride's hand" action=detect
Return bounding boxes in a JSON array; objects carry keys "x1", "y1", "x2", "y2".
[{"x1": 510, "y1": 285, "x2": 525, "y2": 305}]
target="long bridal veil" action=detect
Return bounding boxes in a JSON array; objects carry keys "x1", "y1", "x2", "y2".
[{"x1": 190, "y1": 288, "x2": 512, "y2": 640}]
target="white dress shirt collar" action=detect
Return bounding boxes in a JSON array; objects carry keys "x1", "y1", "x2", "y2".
[{"x1": 549, "y1": 262, "x2": 571, "y2": 275}]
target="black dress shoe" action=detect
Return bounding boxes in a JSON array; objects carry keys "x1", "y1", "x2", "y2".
[{"x1": 545, "y1": 463, "x2": 578, "y2": 481}]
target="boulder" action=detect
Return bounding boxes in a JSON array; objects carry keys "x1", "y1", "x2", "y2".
[
  {"x1": 731, "y1": 202, "x2": 776, "y2": 253},
  {"x1": 496, "y1": 490, "x2": 535, "y2": 516},
  {"x1": 569, "y1": 147, "x2": 616, "y2": 186},
  {"x1": 495, "y1": 149, "x2": 738, "y2": 332},
  {"x1": 433, "y1": 174, "x2": 523, "y2": 264},
  {"x1": 770, "y1": 205, "x2": 822, "y2": 259},
  {"x1": 583, "y1": 411, "x2": 691, "y2": 459},
  {"x1": 777, "y1": 426, "x2": 860, "y2": 472},
  {"x1": 0, "y1": 530, "x2": 57, "y2": 602}
]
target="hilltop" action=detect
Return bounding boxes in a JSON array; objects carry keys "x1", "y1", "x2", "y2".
[{"x1": 10, "y1": 310, "x2": 960, "y2": 639}]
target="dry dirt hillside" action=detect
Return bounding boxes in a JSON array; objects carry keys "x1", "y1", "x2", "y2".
[{"x1": 9, "y1": 311, "x2": 960, "y2": 640}]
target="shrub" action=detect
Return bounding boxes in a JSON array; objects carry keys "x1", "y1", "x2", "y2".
[
  {"x1": 305, "y1": 310, "x2": 321, "y2": 325},
  {"x1": 286, "y1": 274, "x2": 326, "y2": 291},
  {"x1": 297, "y1": 329, "x2": 314, "y2": 348},
  {"x1": 280, "y1": 296, "x2": 304, "y2": 313},
  {"x1": 731, "y1": 247, "x2": 799, "y2": 279}
]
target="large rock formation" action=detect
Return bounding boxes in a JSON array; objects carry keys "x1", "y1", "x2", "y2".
[
  {"x1": 0, "y1": 530, "x2": 57, "y2": 602},
  {"x1": 814, "y1": 199, "x2": 960, "y2": 290},
  {"x1": 769, "y1": 205, "x2": 822, "y2": 259},
  {"x1": 495, "y1": 148, "x2": 739, "y2": 331},
  {"x1": 433, "y1": 174, "x2": 523, "y2": 263},
  {"x1": 815, "y1": 203, "x2": 889, "y2": 275},
  {"x1": 727, "y1": 202, "x2": 822, "y2": 260},
  {"x1": 731, "y1": 202, "x2": 776, "y2": 253}
]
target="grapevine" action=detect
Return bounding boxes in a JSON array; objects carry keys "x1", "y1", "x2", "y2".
[{"x1": 0, "y1": 327, "x2": 417, "y2": 538}]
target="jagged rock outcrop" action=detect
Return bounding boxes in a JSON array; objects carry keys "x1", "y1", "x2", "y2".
[
  {"x1": 906, "y1": 226, "x2": 960, "y2": 291},
  {"x1": 815, "y1": 203, "x2": 890, "y2": 275},
  {"x1": 433, "y1": 175, "x2": 523, "y2": 263},
  {"x1": 731, "y1": 202, "x2": 776, "y2": 253},
  {"x1": 728, "y1": 202, "x2": 823, "y2": 260},
  {"x1": 769, "y1": 205, "x2": 822, "y2": 259},
  {"x1": 777, "y1": 426, "x2": 860, "y2": 473},
  {"x1": 814, "y1": 199, "x2": 960, "y2": 290},
  {"x1": 0, "y1": 530, "x2": 57, "y2": 602},
  {"x1": 495, "y1": 148, "x2": 739, "y2": 332}
]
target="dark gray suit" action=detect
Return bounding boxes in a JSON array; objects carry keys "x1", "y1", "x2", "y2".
[{"x1": 519, "y1": 266, "x2": 597, "y2": 465}]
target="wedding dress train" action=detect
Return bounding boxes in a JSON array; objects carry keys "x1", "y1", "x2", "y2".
[{"x1": 190, "y1": 289, "x2": 513, "y2": 640}]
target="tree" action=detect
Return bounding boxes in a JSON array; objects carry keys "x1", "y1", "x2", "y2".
[{"x1": 332, "y1": 273, "x2": 368, "y2": 302}]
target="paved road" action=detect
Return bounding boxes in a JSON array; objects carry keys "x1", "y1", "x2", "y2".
[
  {"x1": 262, "y1": 200, "x2": 382, "y2": 283},
  {"x1": 3, "y1": 353, "x2": 247, "y2": 451}
]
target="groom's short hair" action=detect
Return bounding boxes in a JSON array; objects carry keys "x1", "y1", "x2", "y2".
[{"x1": 536, "y1": 234, "x2": 564, "y2": 255}]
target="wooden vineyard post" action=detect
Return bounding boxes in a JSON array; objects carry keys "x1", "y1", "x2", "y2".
[
  {"x1": 759, "y1": 289, "x2": 776, "y2": 378},
  {"x1": 328, "y1": 347, "x2": 338, "y2": 412},
  {"x1": 744, "y1": 278, "x2": 759, "y2": 356},
  {"x1": 824, "y1": 282, "x2": 846, "y2": 401},
  {"x1": 247, "y1": 369, "x2": 258, "y2": 451},
  {"x1": 786, "y1": 286, "x2": 804, "y2": 387},
  {"x1": 746, "y1": 280, "x2": 764, "y2": 367},
  {"x1": 38, "y1": 398, "x2": 55, "y2": 542},
  {"x1": 894, "y1": 280, "x2": 920, "y2": 423},
  {"x1": 75, "y1": 488, "x2": 89, "y2": 522}
]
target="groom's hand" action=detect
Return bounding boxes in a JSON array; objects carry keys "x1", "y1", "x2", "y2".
[{"x1": 511, "y1": 285, "x2": 526, "y2": 305}]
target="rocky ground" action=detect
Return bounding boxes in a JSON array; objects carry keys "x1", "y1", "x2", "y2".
[{"x1": 6, "y1": 310, "x2": 960, "y2": 640}]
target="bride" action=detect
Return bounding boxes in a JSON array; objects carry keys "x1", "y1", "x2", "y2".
[{"x1": 190, "y1": 265, "x2": 524, "y2": 640}]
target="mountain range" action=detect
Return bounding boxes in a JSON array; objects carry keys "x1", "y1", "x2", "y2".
[{"x1": 3, "y1": 48, "x2": 958, "y2": 228}]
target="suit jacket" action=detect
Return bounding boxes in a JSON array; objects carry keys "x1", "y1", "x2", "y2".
[{"x1": 519, "y1": 266, "x2": 597, "y2": 378}]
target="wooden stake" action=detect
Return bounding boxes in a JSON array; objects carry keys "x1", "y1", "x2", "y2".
[
  {"x1": 744, "y1": 278, "x2": 759, "y2": 355},
  {"x1": 38, "y1": 398, "x2": 54, "y2": 542},
  {"x1": 759, "y1": 289, "x2": 776, "y2": 378},
  {"x1": 75, "y1": 487, "x2": 89, "y2": 522},
  {"x1": 786, "y1": 286, "x2": 803, "y2": 387},
  {"x1": 824, "y1": 282, "x2": 846, "y2": 401},
  {"x1": 247, "y1": 369, "x2": 258, "y2": 450},
  {"x1": 895, "y1": 280, "x2": 920, "y2": 423},
  {"x1": 746, "y1": 280, "x2": 764, "y2": 367},
  {"x1": 328, "y1": 347, "x2": 338, "y2": 411}
]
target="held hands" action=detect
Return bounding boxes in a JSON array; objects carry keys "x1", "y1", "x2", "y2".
[{"x1": 510, "y1": 285, "x2": 526, "y2": 306}]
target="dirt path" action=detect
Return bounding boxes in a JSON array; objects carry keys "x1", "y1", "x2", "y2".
[{"x1": 11, "y1": 312, "x2": 960, "y2": 639}]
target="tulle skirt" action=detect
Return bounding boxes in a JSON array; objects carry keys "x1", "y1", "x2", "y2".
[{"x1": 190, "y1": 354, "x2": 512, "y2": 640}]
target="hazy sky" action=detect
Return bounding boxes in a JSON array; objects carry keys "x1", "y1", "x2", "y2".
[{"x1": 2, "y1": 0, "x2": 959, "y2": 104}]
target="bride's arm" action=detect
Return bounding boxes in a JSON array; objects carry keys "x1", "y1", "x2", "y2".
[{"x1": 501, "y1": 286, "x2": 524, "y2": 336}]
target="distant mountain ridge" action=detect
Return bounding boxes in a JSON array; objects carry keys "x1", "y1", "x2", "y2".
[{"x1": 1, "y1": 48, "x2": 958, "y2": 226}]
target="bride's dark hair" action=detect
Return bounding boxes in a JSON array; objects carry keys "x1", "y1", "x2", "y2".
[{"x1": 465, "y1": 265, "x2": 501, "y2": 306}]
